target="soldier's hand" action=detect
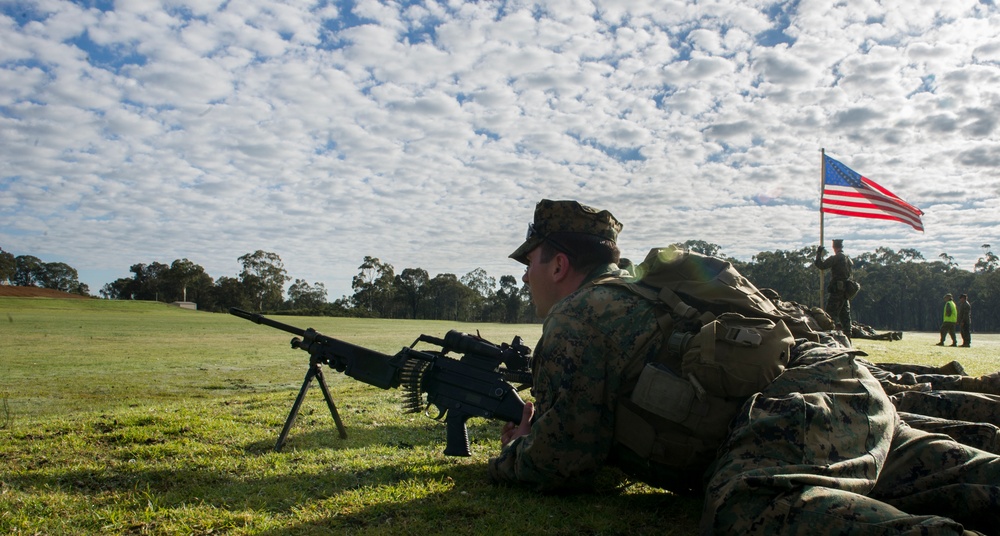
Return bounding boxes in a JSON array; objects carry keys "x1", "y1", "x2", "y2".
[
  {"x1": 818, "y1": 246, "x2": 826, "y2": 254},
  {"x1": 500, "y1": 401, "x2": 534, "y2": 445}
]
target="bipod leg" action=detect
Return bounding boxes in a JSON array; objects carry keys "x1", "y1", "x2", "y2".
[
  {"x1": 275, "y1": 362, "x2": 320, "y2": 452},
  {"x1": 313, "y1": 366, "x2": 348, "y2": 439}
]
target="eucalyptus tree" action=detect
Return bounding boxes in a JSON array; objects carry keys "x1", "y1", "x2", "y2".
[
  {"x1": 461, "y1": 268, "x2": 496, "y2": 321},
  {"x1": 0, "y1": 248, "x2": 14, "y2": 284},
  {"x1": 351, "y1": 256, "x2": 395, "y2": 317},
  {"x1": 37, "y1": 262, "x2": 84, "y2": 294},
  {"x1": 12, "y1": 255, "x2": 44, "y2": 286},
  {"x1": 495, "y1": 274, "x2": 524, "y2": 323},
  {"x1": 975, "y1": 244, "x2": 998, "y2": 273},
  {"x1": 394, "y1": 267, "x2": 429, "y2": 319},
  {"x1": 211, "y1": 276, "x2": 248, "y2": 311},
  {"x1": 166, "y1": 258, "x2": 213, "y2": 303},
  {"x1": 287, "y1": 279, "x2": 328, "y2": 311},
  {"x1": 422, "y1": 273, "x2": 479, "y2": 321},
  {"x1": 238, "y1": 250, "x2": 289, "y2": 311},
  {"x1": 969, "y1": 269, "x2": 1000, "y2": 330},
  {"x1": 742, "y1": 247, "x2": 818, "y2": 306}
]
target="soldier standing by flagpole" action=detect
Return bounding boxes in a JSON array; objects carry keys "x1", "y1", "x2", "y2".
[
  {"x1": 815, "y1": 150, "x2": 925, "y2": 329},
  {"x1": 815, "y1": 238, "x2": 854, "y2": 333}
]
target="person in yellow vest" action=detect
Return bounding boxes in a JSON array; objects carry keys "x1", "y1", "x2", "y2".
[{"x1": 936, "y1": 293, "x2": 958, "y2": 346}]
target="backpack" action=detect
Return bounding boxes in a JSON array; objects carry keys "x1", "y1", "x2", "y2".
[
  {"x1": 600, "y1": 245, "x2": 803, "y2": 395},
  {"x1": 595, "y1": 246, "x2": 802, "y2": 488}
]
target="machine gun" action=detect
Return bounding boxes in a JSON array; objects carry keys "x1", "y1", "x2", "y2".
[{"x1": 229, "y1": 308, "x2": 532, "y2": 456}]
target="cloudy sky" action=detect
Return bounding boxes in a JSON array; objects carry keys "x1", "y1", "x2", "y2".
[{"x1": 2, "y1": 0, "x2": 999, "y2": 300}]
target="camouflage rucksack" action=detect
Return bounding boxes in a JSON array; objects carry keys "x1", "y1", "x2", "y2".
[{"x1": 594, "y1": 246, "x2": 803, "y2": 487}]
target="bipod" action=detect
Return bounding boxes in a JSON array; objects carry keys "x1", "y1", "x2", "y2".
[{"x1": 275, "y1": 354, "x2": 348, "y2": 451}]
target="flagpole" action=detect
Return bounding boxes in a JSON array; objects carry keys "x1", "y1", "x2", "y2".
[{"x1": 819, "y1": 148, "x2": 825, "y2": 307}]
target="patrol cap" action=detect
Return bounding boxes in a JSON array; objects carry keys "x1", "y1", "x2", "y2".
[
  {"x1": 944, "y1": 293, "x2": 953, "y2": 299},
  {"x1": 832, "y1": 239, "x2": 844, "y2": 248},
  {"x1": 509, "y1": 199, "x2": 622, "y2": 265}
]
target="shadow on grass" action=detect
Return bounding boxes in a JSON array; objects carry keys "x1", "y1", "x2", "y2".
[
  {"x1": 242, "y1": 407, "x2": 516, "y2": 457},
  {"x1": 248, "y1": 463, "x2": 703, "y2": 535},
  {"x1": 6, "y1": 421, "x2": 703, "y2": 534},
  {"x1": 3, "y1": 392, "x2": 703, "y2": 534}
]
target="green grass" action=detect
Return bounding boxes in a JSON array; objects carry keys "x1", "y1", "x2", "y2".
[{"x1": 1, "y1": 297, "x2": 997, "y2": 535}]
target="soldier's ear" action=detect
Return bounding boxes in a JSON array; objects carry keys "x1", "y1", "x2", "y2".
[{"x1": 550, "y1": 252, "x2": 578, "y2": 283}]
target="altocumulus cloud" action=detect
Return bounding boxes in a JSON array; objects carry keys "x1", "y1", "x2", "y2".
[{"x1": 1, "y1": 0, "x2": 998, "y2": 299}]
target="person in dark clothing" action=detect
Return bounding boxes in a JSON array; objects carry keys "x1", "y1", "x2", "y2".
[
  {"x1": 958, "y1": 293, "x2": 972, "y2": 347},
  {"x1": 814, "y1": 238, "x2": 853, "y2": 332}
]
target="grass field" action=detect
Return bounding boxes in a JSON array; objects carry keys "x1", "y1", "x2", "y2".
[{"x1": 1, "y1": 297, "x2": 997, "y2": 535}]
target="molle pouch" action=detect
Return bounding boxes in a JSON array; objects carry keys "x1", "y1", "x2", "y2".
[
  {"x1": 616, "y1": 362, "x2": 748, "y2": 468},
  {"x1": 681, "y1": 313, "x2": 794, "y2": 398},
  {"x1": 631, "y1": 363, "x2": 698, "y2": 423},
  {"x1": 844, "y1": 280, "x2": 861, "y2": 299}
]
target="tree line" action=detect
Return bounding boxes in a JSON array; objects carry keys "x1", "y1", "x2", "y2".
[
  {"x1": 0, "y1": 249, "x2": 90, "y2": 295},
  {"x1": 3, "y1": 243, "x2": 998, "y2": 332},
  {"x1": 729, "y1": 242, "x2": 1000, "y2": 333}
]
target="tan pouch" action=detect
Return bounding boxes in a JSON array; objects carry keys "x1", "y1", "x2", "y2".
[{"x1": 631, "y1": 363, "x2": 697, "y2": 423}]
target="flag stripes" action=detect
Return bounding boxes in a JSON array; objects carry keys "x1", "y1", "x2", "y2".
[{"x1": 822, "y1": 155, "x2": 924, "y2": 232}]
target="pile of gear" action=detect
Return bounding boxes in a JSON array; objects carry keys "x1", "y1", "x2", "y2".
[{"x1": 852, "y1": 321, "x2": 903, "y2": 340}]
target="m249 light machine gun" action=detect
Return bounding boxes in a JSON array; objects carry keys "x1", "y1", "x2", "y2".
[{"x1": 229, "y1": 308, "x2": 532, "y2": 456}]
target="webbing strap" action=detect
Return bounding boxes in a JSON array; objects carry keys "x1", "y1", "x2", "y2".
[{"x1": 657, "y1": 286, "x2": 698, "y2": 319}]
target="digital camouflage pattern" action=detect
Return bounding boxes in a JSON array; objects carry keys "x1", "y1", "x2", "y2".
[
  {"x1": 861, "y1": 358, "x2": 1000, "y2": 395},
  {"x1": 891, "y1": 390, "x2": 1000, "y2": 429},
  {"x1": 509, "y1": 199, "x2": 623, "y2": 264},
  {"x1": 497, "y1": 200, "x2": 1000, "y2": 532},
  {"x1": 792, "y1": 343, "x2": 1000, "y2": 453},
  {"x1": 488, "y1": 263, "x2": 669, "y2": 491},
  {"x1": 488, "y1": 265, "x2": 1000, "y2": 534},
  {"x1": 702, "y1": 343, "x2": 1000, "y2": 535}
]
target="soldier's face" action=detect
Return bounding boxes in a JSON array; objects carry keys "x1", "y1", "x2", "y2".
[{"x1": 521, "y1": 247, "x2": 560, "y2": 318}]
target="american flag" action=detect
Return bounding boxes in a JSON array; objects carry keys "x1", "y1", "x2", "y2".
[{"x1": 822, "y1": 155, "x2": 924, "y2": 232}]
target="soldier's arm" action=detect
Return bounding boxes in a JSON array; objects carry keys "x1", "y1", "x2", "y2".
[{"x1": 489, "y1": 318, "x2": 617, "y2": 491}]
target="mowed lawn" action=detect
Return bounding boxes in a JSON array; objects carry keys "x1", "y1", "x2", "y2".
[{"x1": 1, "y1": 296, "x2": 997, "y2": 535}]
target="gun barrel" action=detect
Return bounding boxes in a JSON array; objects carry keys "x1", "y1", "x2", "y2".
[{"x1": 229, "y1": 307, "x2": 306, "y2": 337}]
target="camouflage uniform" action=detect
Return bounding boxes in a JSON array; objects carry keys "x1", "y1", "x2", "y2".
[
  {"x1": 488, "y1": 266, "x2": 674, "y2": 491},
  {"x1": 862, "y1": 358, "x2": 1000, "y2": 396},
  {"x1": 498, "y1": 200, "x2": 1000, "y2": 533},
  {"x1": 494, "y1": 199, "x2": 720, "y2": 493},
  {"x1": 702, "y1": 342, "x2": 1000, "y2": 535},
  {"x1": 814, "y1": 241, "x2": 853, "y2": 331},
  {"x1": 806, "y1": 347, "x2": 1000, "y2": 453},
  {"x1": 891, "y1": 391, "x2": 1000, "y2": 454},
  {"x1": 958, "y1": 295, "x2": 972, "y2": 347}
]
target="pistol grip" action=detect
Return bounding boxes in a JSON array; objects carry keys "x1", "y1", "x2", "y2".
[{"x1": 442, "y1": 412, "x2": 472, "y2": 457}]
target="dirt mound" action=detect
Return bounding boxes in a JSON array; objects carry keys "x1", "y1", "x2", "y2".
[{"x1": 0, "y1": 285, "x2": 92, "y2": 299}]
